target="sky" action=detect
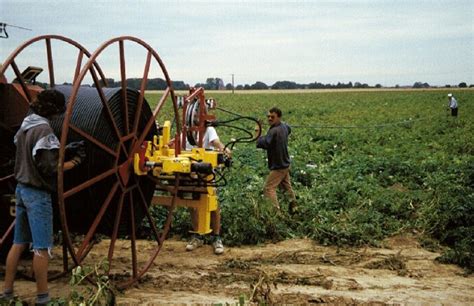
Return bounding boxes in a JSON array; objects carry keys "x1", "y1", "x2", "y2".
[{"x1": 1, "y1": 0, "x2": 473, "y2": 87}]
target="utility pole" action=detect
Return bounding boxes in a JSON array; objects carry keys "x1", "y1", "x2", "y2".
[{"x1": 231, "y1": 73, "x2": 234, "y2": 94}]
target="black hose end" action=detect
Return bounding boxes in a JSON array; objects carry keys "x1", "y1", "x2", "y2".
[{"x1": 191, "y1": 162, "x2": 213, "y2": 174}]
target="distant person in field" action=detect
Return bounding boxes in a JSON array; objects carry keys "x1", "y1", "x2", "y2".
[
  {"x1": 256, "y1": 107, "x2": 297, "y2": 214},
  {"x1": 447, "y1": 93, "x2": 458, "y2": 117}
]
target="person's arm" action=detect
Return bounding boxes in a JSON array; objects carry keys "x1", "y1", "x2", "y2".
[
  {"x1": 64, "y1": 159, "x2": 80, "y2": 171},
  {"x1": 36, "y1": 149, "x2": 80, "y2": 173},
  {"x1": 210, "y1": 138, "x2": 231, "y2": 156},
  {"x1": 207, "y1": 127, "x2": 231, "y2": 155},
  {"x1": 35, "y1": 149, "x2": 59, "y2": 175},
  {"x1": 256, "y1": 129, "x2": 273, "y2": 150}
]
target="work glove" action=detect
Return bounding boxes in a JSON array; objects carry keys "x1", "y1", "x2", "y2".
[{"x1": 66, "y1": 140, "x2": 86, "y2": 166}]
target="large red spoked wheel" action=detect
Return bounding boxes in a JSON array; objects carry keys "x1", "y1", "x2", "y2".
[
  {"x1": 57, "y1": 36, "x2": 181, "y2": 289},
  {"x1": 0, "y1": 35, "x2": 106, "y2": 276}
]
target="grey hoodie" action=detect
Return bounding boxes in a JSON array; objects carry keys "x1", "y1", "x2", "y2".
[{"x1": 14, "y1": 113, "x2": 60, "y2": 191}]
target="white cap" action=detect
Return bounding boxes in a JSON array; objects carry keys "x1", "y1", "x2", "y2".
[{"x1": 448, "y1": 93, "x2": 453, "y2": 97}]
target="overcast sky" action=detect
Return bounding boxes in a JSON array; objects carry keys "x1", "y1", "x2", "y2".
[{"x1": 1, "y1": 0, "x2": 473, "y2": 87}]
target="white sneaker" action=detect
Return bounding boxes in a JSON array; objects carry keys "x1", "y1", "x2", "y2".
[
  {"x1": 186, "y1": 237, "x2": 203, "y2": 251},
  {"x1": 213, "y1": 238, "x2": 224, "y2": 255}
]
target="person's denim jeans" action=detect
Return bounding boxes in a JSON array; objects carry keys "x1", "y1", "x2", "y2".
[{"x1": 14, "y1": 183, "x2": 53, "y2": 250}]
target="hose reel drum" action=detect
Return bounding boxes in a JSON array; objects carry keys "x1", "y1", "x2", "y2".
[{"x1": 0, "y1": 35, "x2": 180, "y2": 288}]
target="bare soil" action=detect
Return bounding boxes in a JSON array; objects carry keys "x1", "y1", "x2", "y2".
[{"x1": 3, "y1": 235, "x2": 473, "y2": 305}]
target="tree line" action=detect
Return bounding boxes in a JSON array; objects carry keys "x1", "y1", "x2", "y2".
[
  {"x1": 104, "y1": 78, "x2": 473, "y2": 90},
  {"x1": 37, "y1": 78, "x2": 473, "y2": 90}
]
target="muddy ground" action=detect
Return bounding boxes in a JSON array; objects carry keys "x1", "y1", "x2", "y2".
[{"x1": 2, "y1": 235, "x2": 473, "y2": 305}]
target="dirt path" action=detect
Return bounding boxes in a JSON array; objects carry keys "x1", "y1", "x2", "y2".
[{"x1": 3, "y1": 235, "x2": 473, "y2": 305}]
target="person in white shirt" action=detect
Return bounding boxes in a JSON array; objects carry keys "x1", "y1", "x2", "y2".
[
  {"x1": 173, "y1": 126, "x2": 230, "y2": 255},
  {"x1": 447, "y1": 93, "x2": 458, "y2": 117},
  {"x1": 185, "y1": 126, "x2": 228, "y2": 153}
]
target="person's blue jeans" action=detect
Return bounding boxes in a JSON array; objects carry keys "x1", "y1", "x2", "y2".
[{"x1": 13, "y1": 183, "x2": 53, "y2": 250}]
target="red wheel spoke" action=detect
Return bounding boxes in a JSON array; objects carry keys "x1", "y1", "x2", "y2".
[
  {"x1": 107, "y1": 190, "x2": 125, "y2": 271},
  {"x1": 73, "y1": 50, "x2": 84, "y2": 84},
  {"x1": 63, "y1": 168, "x2": 115, "y2": 199},
  {"x1": 0, "y1": 221, "x2": 15, "y2": 246},
  {"x1": 132, "y1": 50, "x2": 152, "y2": 135},
  {"x1": 76, "y1": 182, "x2": 119, "y2": 260},
  {"x1": 136, "y1": 185, "x2": 161, "y2": 244},
  {"x1": 129, "y1": 192, "x2": 138, "y2": 278},
  {"x1": 0, "y1": 174, "x2": 14, "y2": 183},
  {"x1": 133, "y1": 87, "x2": 171, "y2": 153},
  {"x1": 69, "y1": 124, "x2": 118, "y2": 157},
  {"x1": 10, "y1": 60, "x2": 31, "y2": 102},
  {"x1": 158, "y1": 176, "x2": 180, "y2": 244},
  {"x1": 119, "y1": 41, "x2": 129, "y2": 134},
  {"x1": 89, "y1": 66, "x2": 123, "y2": 141},
  {"x1": 45, "y1": 38, "x2": 55, "y2": 87}
]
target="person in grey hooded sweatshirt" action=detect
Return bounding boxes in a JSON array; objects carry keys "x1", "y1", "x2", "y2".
[{"x1": 1, "y1": 90, "x2": 84, "y2": 305}]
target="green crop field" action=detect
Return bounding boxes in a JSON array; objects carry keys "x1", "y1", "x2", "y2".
[{"x1": 145, "y1": 89, "x2": 473, "y2": 272}]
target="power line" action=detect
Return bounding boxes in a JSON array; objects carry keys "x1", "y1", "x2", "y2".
[{"x1": 0, "y1": 23, "x2": 32, "y2": 39}]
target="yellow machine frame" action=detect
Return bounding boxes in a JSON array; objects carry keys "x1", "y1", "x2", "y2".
[{"x1": 134, "y1": 120, "x2": 221, "y2": 234}]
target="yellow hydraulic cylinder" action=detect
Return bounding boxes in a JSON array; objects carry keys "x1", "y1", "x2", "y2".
[{"x1": 193, "y1": 188, "x2": 218, "y2": 234}]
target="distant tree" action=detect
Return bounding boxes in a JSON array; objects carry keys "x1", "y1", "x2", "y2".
[
  {"x1": 308, "y1": 81, "x2": 324, "y2": 89},
  {"x1": 236, "y1": 85, "x2": 244, "y2": 90},
  {"x1": 225, "y1": 83, "x2": 233, "y2": 90},
  {"x1": 271, "y1": 80, "x2": 298, "y2": 89},
  {"x1": 354, "y1": 82, "x2": 369, "y2": 88},
  {"x1": 395, "y1": 84, "x2": 400, "y2": 88},
  {"x1": 375, "y1": 84, "x2": 382, "y2": 88},
  {"x1": 148, "y1": 78, "x2": 168, "y2": 90},
  {"x1": 469, "y1": 84, "x2": 474, "y2": 88},
  {"x1": 203, "y1": 77, "x2": 224, "y2": 90},
  {"x1": 445, "y1": 84, "x2": 451, "y2": 88},
  {"x1": 172, "y1": 81, "x2": 188, "y2": 90},
  {"x1": 458, "y1": 82, "x2": 467, "y2": 88},
  {"x1": 413, "y1": 82, "x2": 430, "y2": 88},
  {"x1": 205, "y1": 78, "x2": 216, "y2": 90},
  {"x1": 250, "y1": 81, "x2": 268, "y2": 90},
  {"x1": 244, "y1": 84, "x2": 251, "y2": 90},
  {"x1": 217, "y1": 78, "x2": 225, "y2": 90}
]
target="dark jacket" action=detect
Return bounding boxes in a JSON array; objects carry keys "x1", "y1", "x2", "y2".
[
  {"x1": 256, "y1": 122, "x2": 291, "y2": 170},
  {"x1": 14, "y1": 114, "x2": 60, "y2": 191}
]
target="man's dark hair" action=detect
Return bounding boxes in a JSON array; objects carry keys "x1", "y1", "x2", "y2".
[
  {"x1": 269, "y1": 107, "x2": 282, "y2": 118},
  {"x1": 31, "y1": 89, "x2": 66, "y2": 118}
]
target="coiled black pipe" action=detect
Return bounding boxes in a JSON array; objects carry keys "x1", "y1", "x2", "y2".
[{"x1": 50, "y1": 85, "x2": 157, "y2": 237}]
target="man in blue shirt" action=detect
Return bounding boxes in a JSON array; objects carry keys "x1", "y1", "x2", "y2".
[{"x1": 256, "y1": 107, "x2": 297, "y2": 214}]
